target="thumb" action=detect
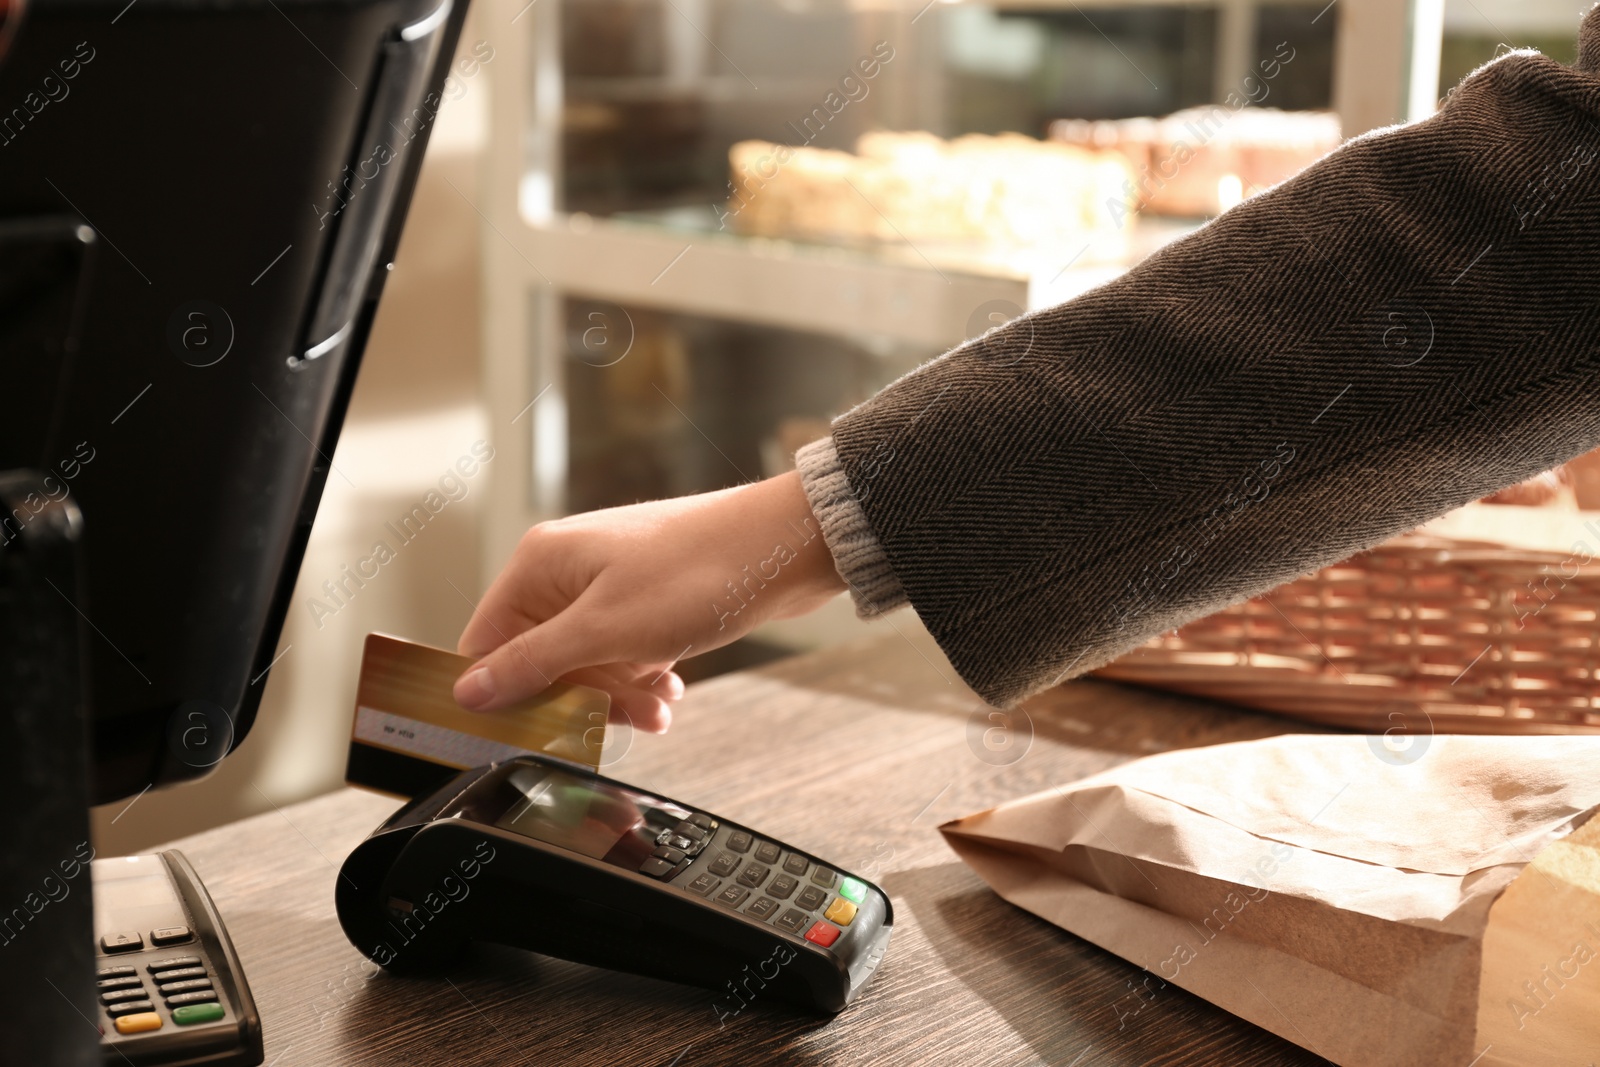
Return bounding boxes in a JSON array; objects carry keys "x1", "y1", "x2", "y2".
[{"x1": 453, "y1": 606, "x2": 611, "y2": 712}]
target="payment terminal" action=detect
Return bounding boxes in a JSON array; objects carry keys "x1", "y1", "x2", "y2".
[
  {"x1": 336, "y1": 754, "x2": 893, "y2": 1012},
  {"x1": 93, "y1": 852, "x2": 262, "y2": 1065}
]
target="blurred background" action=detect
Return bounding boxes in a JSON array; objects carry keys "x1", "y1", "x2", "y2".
[{"x1": 93, "y1": 0, "x2": 1600, "y2": 852}]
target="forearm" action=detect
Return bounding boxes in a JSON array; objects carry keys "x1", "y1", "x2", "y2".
[{"x1": 800, "y1": 18, "x2": 1600, "y2": 707}]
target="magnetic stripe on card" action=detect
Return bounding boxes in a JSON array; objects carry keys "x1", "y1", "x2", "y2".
[{"x1": 354, "y1": 706, "x2": 531, "y2": 770}]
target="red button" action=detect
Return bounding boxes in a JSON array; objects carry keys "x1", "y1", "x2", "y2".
[{"x1": 804, "y1": 921, "x2": 840, "y2": 947}]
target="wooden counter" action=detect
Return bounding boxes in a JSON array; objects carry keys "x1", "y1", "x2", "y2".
[{"x1": 161, "y1": 627, "x2": 1331, "y2": 1066}]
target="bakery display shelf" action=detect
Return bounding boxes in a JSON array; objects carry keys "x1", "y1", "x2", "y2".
[
  {"x1": 566, "y1": 75, "x2": 850, "y2": 104},
  {"x1": 945, "y1": 0, "x2": 1327, "y2": 8},
  {"x1": 518, "y1": 206, "x2": 1203, "y2": 348}
]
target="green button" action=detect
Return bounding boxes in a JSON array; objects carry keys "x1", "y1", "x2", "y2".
[
  {"x1": 839, "y1": 877, "x2": 866, "y2": 904},
  {"x1": 172, "y1": 1003, "x2": 225, "y2": 1026}
]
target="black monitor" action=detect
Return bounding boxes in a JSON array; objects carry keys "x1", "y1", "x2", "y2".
[
  {"x1": 2, "y1": 1, "x2": 472, "y2": 1061},
  {"x1": 0, "y1": 0, "x2": 470, "y2": 806}
]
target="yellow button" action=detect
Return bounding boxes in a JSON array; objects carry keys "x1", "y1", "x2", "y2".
[
  {"x1": 115, "y1": 1012, "x2": 163, "y2": 1035},
  {"x1": 823, "y1": 897, "x2": 857, "y2": 927}
]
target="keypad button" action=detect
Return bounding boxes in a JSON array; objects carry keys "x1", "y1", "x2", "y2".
[
  {"x1": 101, "y1": 932, "x2": 143, "y2": 954},
  {"x1": 824, "y1": 898, "x2": 858, "y2": 926},
  {"x1": 639, "y1": 858, "x2": 676, "y2": 877},
  {"x1": 774, "y1": 908, "x2": 810, "y2": 933},
  {"x1": 673, "y1": 821, "x2": 708, "y2": 844},
  {"x1": 766, "y1": 875, "x2": 797, "y2": 900},
  {"x1": 804, "y1": 921, "x2": 841, "y2": 948},
  {"x1": 667, "y1": 835, "x2": 694, "y2": 851},
  {"x1": 707, "y1": 852, "x2": 740, "y2": 878},
  {"x1": 839, "y1": 877, "x2": 868, "y2": 904},
  {"x1": 114, "y1": 1012, "x2": 163, "y2": 1035},
  {"x1": 158, "y1": 978, "x2": 214, "y2": 995},
  {"x1": 149, "y1": 966, "x2": 207, "y2": 982},
  {"x1": 688, "y1": 814, "x2": 716, "y2": 831},
  {"x1": 736, "y1": 863, "x2": 769, "y2": 888},
  {"x1": 165, "y1": 990, "x2": 219, "y2": 1007},
  {"x1": 713, "y1": 885, "x2": 750, "y2": 909},
  {"x1": 795, "y1": 886, "x2": 828, "y2": 911},
  {"x1": 754, "y1": 841, "x2": 780, "y2": 865},
  {"x1": 147, "y1": 957, "x2": 201, "y2": 973},
  {"x1": 106, "y1": 999, "x2": 155, "y2": 1018},
  {"x1": 172, "y1": 1003, "x2": 226, "y2": 1026},
  {"x1": 781, "y1": 854, "x2": 808, "y2": 877},
  {"x1": 810, "y1": 867, "x2": 837, "y2": 888},
  {"x1": 151, "y1": 926, "x2": 191, "y2": 946},
  {"x1": 102, "y1": 988, "x2": 150, "y2": 1004},
  {"x1": 726, "y1": 831, "x2": 753, "y2": 854},
  {"x1": 746, "y1": 897, "x2": 779, "y2": 921},
  {"x1": 651, "y1": 846, "x2": 686, "y2": 864},
  {"x1": 686, "y1": 872, "x2": 721, "y2": 896},
  {"x1": 97, "y1": 966, "x2": 136, "y2": 979},
  {"x1": 97, "y1": 976, "x2": 145, "y2": 991}
]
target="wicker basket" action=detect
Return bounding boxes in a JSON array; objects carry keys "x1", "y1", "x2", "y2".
[{"x1": 1094, "y1": 504, "x2": 1600, "y2": 734}]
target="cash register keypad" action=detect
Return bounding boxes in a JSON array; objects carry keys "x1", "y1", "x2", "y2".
[
  {"x1": 151, "y1": 958, "x2": 219, "y2": 1012},
  {"x1": 656, "y1": 818, "x2": 711, "y2": 857},
  {"x1": 98, "y1": 950, "x2": 226, "y2": 1035},
  {"x1": 686, "y1": 872, "x2": 721, "y2": 896},
  {"x1": 676, "y1": 826, "x2": 871, "y2": 950},
  {"x1": 713, "y1": 885, "x2": 750, "y2": 908},
  {"x1": 745, "y1": 896, "x2": 780, "y2": 920},
  {"x1": 804, "y1": 921, "x2": 841, "y2": 948},
  {"x1": 794, "y1": 886, "x2": 827, "y2": 912},
  {"x1": 774, "y1": 908, "x2": 810, "y2": 933},
  {"x1": 102, "y1": 931, "x2": 144, "y2": 953}
]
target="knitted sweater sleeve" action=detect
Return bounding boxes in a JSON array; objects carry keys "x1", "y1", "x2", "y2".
[{"x1": 797, "y1": 8, "x2": 1600, "y2": 709}]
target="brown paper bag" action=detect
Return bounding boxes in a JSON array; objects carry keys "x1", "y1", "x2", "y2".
[{"x1": 939, "y1": 735, "x2": 1600, "y2": 1067}]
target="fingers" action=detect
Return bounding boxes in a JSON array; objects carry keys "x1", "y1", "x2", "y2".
[
  {"x1": 453, "y1": 653, "x2": 682, "y2": 738},
  {"x1": 456, "y1": 525, "x2": 574, "y2": 660},
  {"x1": 450, "y1": 518, "x2": 696, "y2": 719},
  {"x1": 601, "y1": 683, "x2": 673, "y2": 736},
  {"x1": 456, "y1": 584, "x2": 537, "y2": 661},
  {"x1": 453, "y1": 629, "x2": 684, "y2": 735},
  {"x1": 454, "y1": 604, "x2": 615, "y2": 713},
  {"x1": 560, "y1": 665, "x2": 676, "y2": 735},
  {"x1": 625, "y1": 699, "x2": 672, "y2": 736},
  {"x1": 598, "y1": 661, "x2": 685, "y2": 701},
  {"x1": 648, "y1": 670, "x2": 686, "y2": 701},
  {"x1": 564, "y1": 669, "x2": 675, "y2": 734}
]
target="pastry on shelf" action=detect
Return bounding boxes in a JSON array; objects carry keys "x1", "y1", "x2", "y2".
[
  {"x1": 724, "y1": 130, "x2": 1135, "y2": 259},
  {"x1": 1050, "y1": 107, "x2": 1342, "y2": 219}
]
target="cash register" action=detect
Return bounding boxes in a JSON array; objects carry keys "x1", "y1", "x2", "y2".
[{"x1": 0, "y1": 0, "x2": 470, "y2": 1061}]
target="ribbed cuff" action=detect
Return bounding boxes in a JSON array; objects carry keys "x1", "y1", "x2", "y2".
[{"x1": 795, "y1": 436, "x2": 908, "y2": 619}]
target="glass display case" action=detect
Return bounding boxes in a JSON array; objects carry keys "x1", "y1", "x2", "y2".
[{"x1": 472, "y1": 0, "x2": 1508, "y2": 656}]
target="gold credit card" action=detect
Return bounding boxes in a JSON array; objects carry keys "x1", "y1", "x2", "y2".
[{"x1": 346, "y1": 633, "x2": 609, "y2": 800}]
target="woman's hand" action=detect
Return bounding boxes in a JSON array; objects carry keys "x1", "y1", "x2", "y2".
[{"x1": 454, "y1": 470, "x2": 846, "y2": 731}]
